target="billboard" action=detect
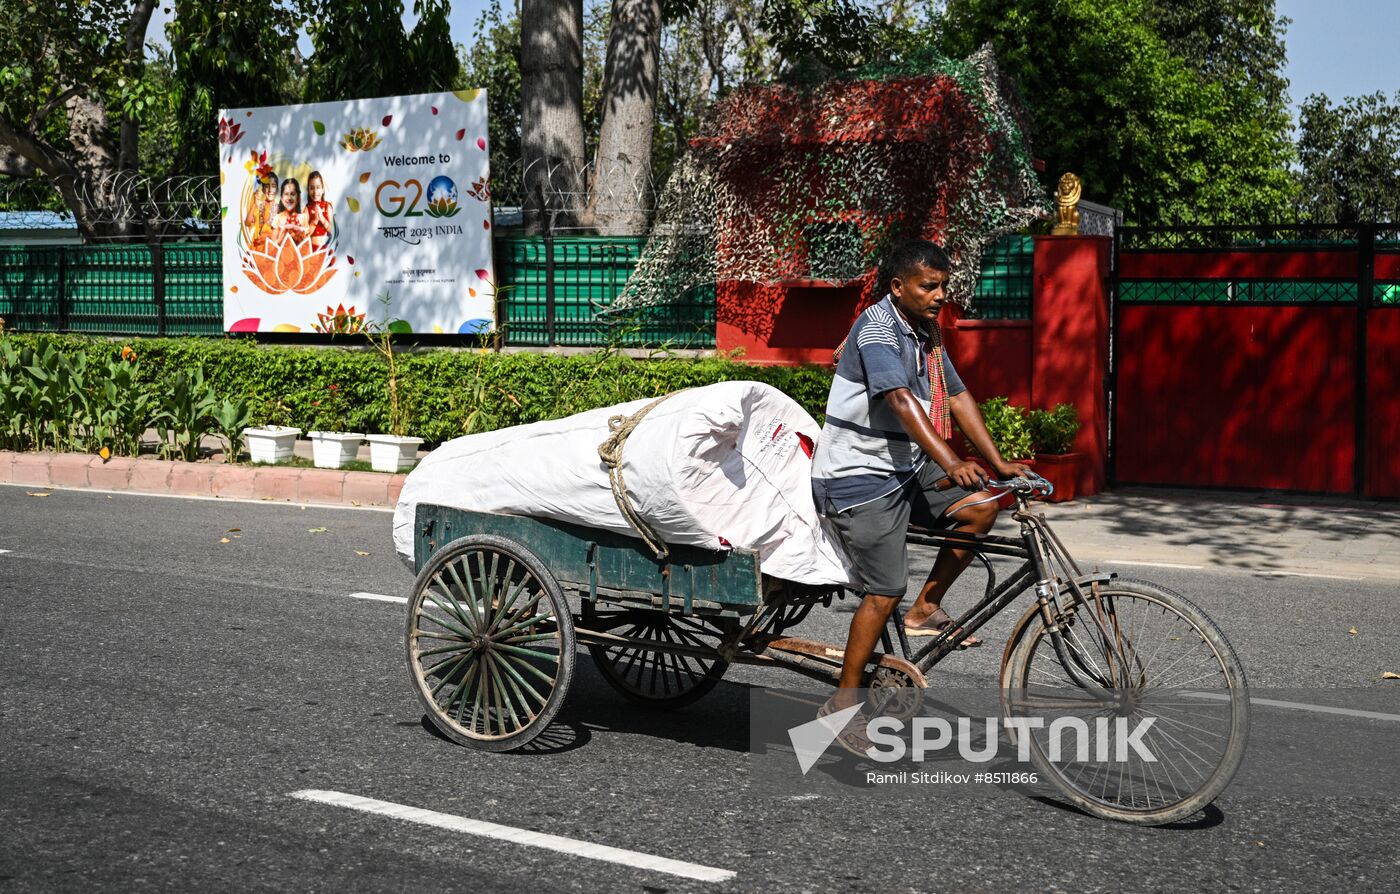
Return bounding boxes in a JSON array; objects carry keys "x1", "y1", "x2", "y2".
[{"x1": 218, "y1": 90, "x2": 494, "y2": 335}]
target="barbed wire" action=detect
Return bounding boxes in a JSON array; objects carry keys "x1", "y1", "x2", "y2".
[
  {"x1": 0, "y1": 172, "x2": 221, "y2": 239},
  {"x1": 0, "y1": 157, "x2": 663, "y2": 238},
  {"x1": 493, "y1": 156, "x2": 664, "y2": 235}
]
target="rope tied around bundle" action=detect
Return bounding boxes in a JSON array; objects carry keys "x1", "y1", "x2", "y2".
[{"x1": 597, "y1": 390, "x2": 690, "y2": 561}]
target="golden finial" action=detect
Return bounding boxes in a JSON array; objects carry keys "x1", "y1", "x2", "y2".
[{"x1": 1052, "y1": 172, "x2": 1082, "y2": 235}]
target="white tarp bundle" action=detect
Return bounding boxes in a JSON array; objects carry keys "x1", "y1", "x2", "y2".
[{"x1": 392, "y1": 380, "x2": 854, "y2": 585}]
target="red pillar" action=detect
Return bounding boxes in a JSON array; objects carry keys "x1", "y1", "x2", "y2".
[{"x1": 1031, "y1": 236, "x2": 1111, "y2": 496}]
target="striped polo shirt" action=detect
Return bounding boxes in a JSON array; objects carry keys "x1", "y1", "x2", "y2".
[{"x1": 811, "y1": 295, "x2": 967, "y2": 513}]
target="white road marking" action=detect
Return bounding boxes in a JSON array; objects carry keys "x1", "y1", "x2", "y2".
[
  {"x1": 0, "y1": 549, "x2": 12, "y2": 555},
  {"x1": 1105, "y1": 559, "x2": 1368, "y2": 581},
  {"x1": 1184, "y1": 692, "x2": 1400, "y2": 722},
  {"x1": 347, "y1": 592, "x2": 407, "y2": 604},
  {"x1": 1105, "y1": 560, "x2": 1203, "y2": 570},
  {"x1": 289, "y1": 789, "x2": 736, "y2": 882},
  {"x1": 1252, "y1": 570, "x2": 1365, "y2": 582}
]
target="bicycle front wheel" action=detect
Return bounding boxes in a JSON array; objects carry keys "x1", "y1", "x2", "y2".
[{"x1": 1000, "y1": 577, "x2": 1249, "y2": 825}]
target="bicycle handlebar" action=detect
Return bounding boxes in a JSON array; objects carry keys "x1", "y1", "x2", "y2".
[{"x1": 985, "y1": 471, "x2": 1055, "y2": 498}]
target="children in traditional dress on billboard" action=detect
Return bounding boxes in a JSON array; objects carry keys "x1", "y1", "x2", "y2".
[
  {"x1": 245, "y1": 169, "x2": 278, "y2": 252},
  {"x1": 272, "y1": 177, "x2": 309, "y2": 244},
  {"x1": 306, "y1": 171, "x2": 333, "y2": 249}
]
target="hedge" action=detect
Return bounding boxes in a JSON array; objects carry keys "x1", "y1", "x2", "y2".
[{"x1": 2, "y1": 333, "x2": 835, "y2": 446}]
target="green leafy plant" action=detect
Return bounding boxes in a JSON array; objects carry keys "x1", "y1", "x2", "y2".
[
  {"x1": 104, "y1": 349, "x2": 157, "y2": 457},
  {"x1": 976, "y1": 397, "x2": 1034, "y2": 462},
  {"x1": 156, "y1": 367, "x2": 218, "y2": 461},
  {"x1": 212, "y1": 396, "x2": 252, "y2": 462},
  {"x1": 364, "y1": 292, "x2": 410, "y2": 437},
  {"x1": 3, "y1": 333, "x2": 838, "y2": 447},
  {"x1": 1027, "y1": 403, "x2": 1082, "y2": 455},
  {"x1": 310, "y1": 382, "x2": 353, "y2": 432}
]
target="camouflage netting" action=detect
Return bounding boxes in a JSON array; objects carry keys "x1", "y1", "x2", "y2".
[{"x1": 609, "y1": 46, "x2": 1049, "y2": 320}]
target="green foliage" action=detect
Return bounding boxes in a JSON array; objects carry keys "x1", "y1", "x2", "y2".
[
  {"x1": 2, "y1": 333, "x2": 836, "y2": 448},
  {"x1": 458, "y1": 2, "x2": 522, "y2": 197},
  {"x1": 0, "y1": 0, "x2": 143, "y2": 127},
  {"x1": 975, "y1": 397, "x2": 1033, "y2": 462},
  {"x1": 303, "y1": 0, "x2": 459, "y2": 102},
  {"x1": 0, "y1": 337, "x2": 154, "y2": 455},
  {"x1": 937, "y1": 0, "x2": 1296, "y2": 225},
  {"x1": 760, "y1": 0, "x2": 894, "y2": 73},
  {"x1": 1026, "y1": 403, "x2": 1081, "y2": 455},
  {"x1": 212, "y1": 395, "x2": 253, "y2": 462},
  {"x1": 1144, "y1": 0, "x2": 1289, "y2": 109},
  {"x1": 1295, "y1": 92, "x2": 1400, "y2": 224},
  {"x1": 165, "y1": 0, "x2": 302, "y2": 175},
  {"x1": 155, "y1": 367, "x2": 219, "y2": 461},
  {"x1": 0, "y1": 1, "x2": 159, "y2": 235}
]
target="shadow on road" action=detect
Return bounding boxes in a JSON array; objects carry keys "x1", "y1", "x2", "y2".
[{"x1": 1072, "y1": 487, "x2": 1400, "y2": 573}]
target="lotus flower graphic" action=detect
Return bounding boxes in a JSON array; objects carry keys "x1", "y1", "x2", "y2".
[
  {"x1": 313, "y1": 304, "x2": 367, "y2": 334},
  {"x1": 242, "y1": 235, "x2": 338, "y2": 295},
  {"x1": 218, "y1": 117, "x2": 245, "y2": 145},
  {"x1": 339, "y1": 127, "x2": 383, "y2": 152}
]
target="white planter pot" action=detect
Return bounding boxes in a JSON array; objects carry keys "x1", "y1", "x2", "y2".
[
  {"x1": 307, "y1": 431, "x2": 365, "y2": 469},
  {"x1": 245, "y1": 425, "x2": 300, "y2": 464},
  {"x1": 365, "y1": 434, "x2": 425, "y2": 472}
]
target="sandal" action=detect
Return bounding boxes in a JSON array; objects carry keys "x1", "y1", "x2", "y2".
[
  {"x1": 903, "y1": 609, "x2": 982, "y2": 648},
  {"x1": 816, "y1": 697, "x2": 875, "y2": 758}
]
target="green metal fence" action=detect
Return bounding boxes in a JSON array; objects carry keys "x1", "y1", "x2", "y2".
[
  {"x1": 0, "y1": 235, "x2": 1036, "y2": 342},
  {"x1": 968, "y1": 235, "x2": 1034, "y2": 320},
  {"x1": 0, "y1": 243, "x2": 223, "y2": 335},
  {"x1": 495, "y1": 236, "x2": 716, "y2": 348}
]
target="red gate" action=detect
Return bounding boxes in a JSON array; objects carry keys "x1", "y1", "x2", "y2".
[{"x1": 1112, "y1": 224, "x2": 1400, "y2": 497}]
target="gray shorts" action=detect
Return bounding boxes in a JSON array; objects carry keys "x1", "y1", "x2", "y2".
[{"x1": 826, "y1": 463, "x2": 982, "y2": 598}]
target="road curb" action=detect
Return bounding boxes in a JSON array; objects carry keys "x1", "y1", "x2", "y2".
[{"x1": 0, "y1": 450, "x2": 404, "y2": 508}]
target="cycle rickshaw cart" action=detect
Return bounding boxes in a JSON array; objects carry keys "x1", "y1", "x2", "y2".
[{"x1": 404, "y1": 474, "x2": 1249, "y2": 825}]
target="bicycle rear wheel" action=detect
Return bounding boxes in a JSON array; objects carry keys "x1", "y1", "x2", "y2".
[{"x1": 1000, "y1": 577, "x2": 1249, "y2": 825}]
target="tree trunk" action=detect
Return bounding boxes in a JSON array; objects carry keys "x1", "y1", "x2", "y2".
[
  {"x1": 0, "y1": 146, "x2": 35, "y2": 178},
  {"x1": 520, "y1": 0, "x2": 588, "y2": 233},
  {"x1": 589, "y1": 0, "x2": 662, "y2": 235}
]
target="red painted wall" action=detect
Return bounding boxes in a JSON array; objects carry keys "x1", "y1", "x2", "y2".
[
  {"x1": 942, "y1": 317, "x2": 1033, "y2": 408},
  {"x1": 1367, "y1": 308, "x2": 1400, "y2": 498},
  {"x1": 715, "y1": 281, "x2": 867, "y2": 365},
  {"x1": 1120, "y1": 251, "x2": 1359, "y2": 280},
  {"x1": 1116, "y1": 305, "x2": 1357, "y2": 492},
  {"x1": 1032, "y1": 237, "x2": 1111, "y2": 494}
]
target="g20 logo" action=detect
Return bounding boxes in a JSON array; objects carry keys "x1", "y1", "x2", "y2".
[
  {"x1": 375, "y1": 178, "x2": 426, "y2": 217},
  {"x1": 376, "y1": 176, "x2": 458, "y2": 218}
]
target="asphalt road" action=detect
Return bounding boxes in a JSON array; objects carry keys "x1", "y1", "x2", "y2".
[{"x1": 2, "y1": 485, "x2": 1397, "y2": 892}]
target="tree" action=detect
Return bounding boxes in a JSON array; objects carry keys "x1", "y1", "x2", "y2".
[
  {"x1": 654, "y1": 0, "x2": 781, "y2": 186},
  {"x1": 0, "y1": 0, "x2": 159, "y2": 238},
  {"x1": 166, "y1": 0, "x2": 302, "y2": 176},
  {"x1": 521, "y1": 0, "x2": 589, "y2": 231},
  {"x1": 758, "y1": 0, "x2": 894, "y2": 73},
  {"x1": 1295, "y1": 92, "x2": 1400, "y2": 224},
  {"x1": 515, "y1": 0, "x2": 909, "y2": 232},
  {"x1": 937, "y1": 0, "x2": 1296, "y2": 225},
  {"x1": 303, "y1": 0, "x2": 459, "y2": 102},
  {"x1": 459, "y1": 2, "x2": 523, "y2": 204},
  {"x1": 1145, "y1": 0, "x2": 1289, "y2": 110},
  {"x1": 589, "y1": 0, "x2": 663, "y2": 232}
]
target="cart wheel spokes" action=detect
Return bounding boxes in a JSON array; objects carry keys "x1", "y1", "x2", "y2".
[
  {"x1": 407, "y1": 535, "x2": 575, "y2": 751},
  {"x1": 582, "y1": 603, "x2": 728, "y2": 709}
]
